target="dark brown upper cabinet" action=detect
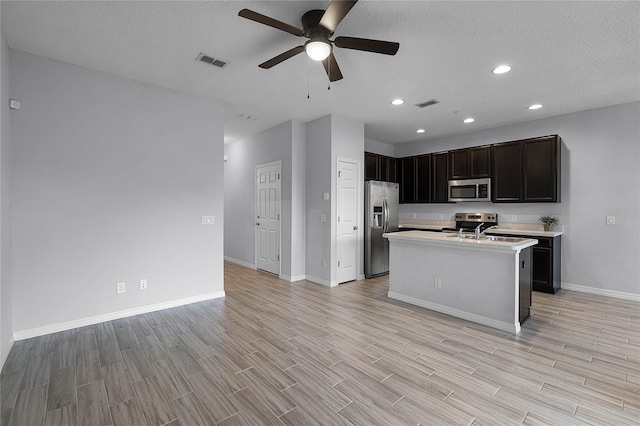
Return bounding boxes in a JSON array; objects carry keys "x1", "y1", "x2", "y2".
[
  {"x1": 492, "y1": 141, "x2": 523, "y2": 202},
  {"x1": 399, "y1": 157, "x2": 416, "y2": 203},
  {"x1": 492, "y1": 135, "x2": 561, "y2": 203},
  {"x1": 365, "y1": 152, "x2": 379, "y2": 181},
  {"x1": 415, "y1": 154, "x2": 431, "y2": 203},
  {"x1": 523, "y1": 135, "x2": 561, "y2": 202},
  {"x1": 365, "y1": 152, "x2": 397, "y2": 183},
  {"x1": 448, "y1": 146, "x2": 491, "y2": 180},
  {"x1": 431, "y1": 152, "x2": 451, "y2": 203}
]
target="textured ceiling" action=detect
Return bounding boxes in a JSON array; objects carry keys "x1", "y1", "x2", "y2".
[{"x1": 2, "y1": 1, "x2": 639, "y2": 145}]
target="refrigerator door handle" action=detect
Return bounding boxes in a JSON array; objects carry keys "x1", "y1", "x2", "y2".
[{"x1": 383, "y1": 197, "x2": 389, "y2": 233}]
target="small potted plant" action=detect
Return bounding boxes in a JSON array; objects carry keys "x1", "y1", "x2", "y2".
[{"x1": 539, "y1": 216, "x2": 559, "y2": 232}]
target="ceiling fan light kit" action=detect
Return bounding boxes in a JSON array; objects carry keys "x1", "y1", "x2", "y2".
[
  {"x1": 305, "y1": 39, "x2": 331, "y2": 61},
  {"x1": 238, "y1": 0, "x2": 399, "y2": 83}
]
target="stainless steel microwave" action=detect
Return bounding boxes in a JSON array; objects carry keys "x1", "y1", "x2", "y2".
[{"x1": 448, "y1": 178, "x2": 491, "y2": 202}]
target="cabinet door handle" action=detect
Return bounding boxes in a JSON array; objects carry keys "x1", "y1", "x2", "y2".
[{"x1": 522, "y1": 260, "x2": 527, "y2": 268}]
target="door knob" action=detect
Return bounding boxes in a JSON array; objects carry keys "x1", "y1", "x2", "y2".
[
  {"x1": 353, "y1": 226, "x2": 358, "y2": 230},
  {"x1": 256, "y1": 222, "x2": 260, "y2": 226}
]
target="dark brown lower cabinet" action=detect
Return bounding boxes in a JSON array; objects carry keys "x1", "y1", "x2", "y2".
[
  {"x1": 488, "y1": 233, "x2": 561, "y2": 295},
  {"x1": 519, "y1": 247, "x2": 532, "y2": 323},
  {"x1": 532, "y1": 236, "x2": 562, "y2": 293}
]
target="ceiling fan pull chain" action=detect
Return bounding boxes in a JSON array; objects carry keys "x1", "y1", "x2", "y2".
[
  {"x1": 328, "y1": 56, "x2": 331, "y2": 91},
  {"x1": 307, "y1": 56, "x2": 311, "y2": 99}
]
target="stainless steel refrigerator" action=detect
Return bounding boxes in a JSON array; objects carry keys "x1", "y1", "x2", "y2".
[{"x1": 365, "y1": 181, "x2": 399, "y2": 278}]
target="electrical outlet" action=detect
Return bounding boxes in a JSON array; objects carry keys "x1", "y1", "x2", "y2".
[
  {"x1": 606, "y1": 216, "x2": 616, "y2": 226},
  {"x1": 116, "y1": 282, "x2": 126, "y2": 294},
  {"x1": 511, "y1": 215, "x2": 517, "y2": 222},
  {"x1": 321, "y1": 259, "x2": 327, "y2": 268},
  {"x1": 140, "y1": 279, "x2": 148, "y2": 290},
  {"x1": 434, "y1": 278, "x2": 442, "y2": 289}
]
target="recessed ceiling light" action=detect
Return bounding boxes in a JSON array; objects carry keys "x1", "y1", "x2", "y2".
[
  {"x1": 391, "y1": 99, "x2": 404, "y2": 106},
  {"x1": 463, "y1": 118, "x2": 475, "y2": 124},
  {"x1": 416, "y1": 129, "x2": 426, "y2": 134},
  {"x1": 528, "y1": 104, "x2": 543, "y2": 110},
  {"x1": 492, "y1": 65, "x2": 512, "y2": 74}
]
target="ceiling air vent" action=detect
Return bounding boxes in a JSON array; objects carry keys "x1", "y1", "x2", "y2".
[
  {"x1": 196, "y1": 52, "x2": 229, "y2": 69},
  {"x1": 415, "y1": 99, "x2": 440, "y2": 108},
  {"x1": 237, "y1": 113, "x2": 258, "y2": 122}
]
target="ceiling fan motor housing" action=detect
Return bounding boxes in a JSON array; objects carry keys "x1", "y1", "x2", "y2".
[{"x1": 302, "y1": 10, "x2": 331, "y2": 38}]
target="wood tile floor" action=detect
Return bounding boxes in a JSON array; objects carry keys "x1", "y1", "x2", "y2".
[{"x1": 2, "y1": 261, "x2": 639, "y2": 425}]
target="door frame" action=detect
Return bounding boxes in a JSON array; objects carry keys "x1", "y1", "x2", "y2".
[
  {"x1": 335, "y1": 156, "x2": 362, "y2": 284},
  {"x1": 254, "y1": 160, "x2": 282, "y2": 275}
]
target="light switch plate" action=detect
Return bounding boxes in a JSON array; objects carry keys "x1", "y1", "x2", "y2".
[
  {"x1": 606, "y1": 215, "x2": 615, "y2": 225},
  {"x1": 202, "y1": 215, "x2": 215, "y2": 225},
  {"x1": 323, "y1": 192, "x2": 330, "y2": 200}
]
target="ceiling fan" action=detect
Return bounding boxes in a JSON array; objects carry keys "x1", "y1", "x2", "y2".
[{"x1": 238, "y1": 0, "x2": 400, "y2": 82}]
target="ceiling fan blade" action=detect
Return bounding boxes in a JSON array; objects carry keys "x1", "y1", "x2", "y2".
[
  {"x1": 259, "y1": 46, "x2": 305, "y2": 69},
  {"x1": 322, "y1": 53, "x2": 344, "y2": 82},
  {"x1": 319, "y1": 0, "x2": 358, "y2": 33},
  {"x1": 238, "y1": 9, "x2": 305, "y2": 37},
  {"x1": 334, "y1": 36, "x2": 399, "y2": 55}
]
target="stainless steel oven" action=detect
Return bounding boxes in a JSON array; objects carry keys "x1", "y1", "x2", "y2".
[{"x1": 448, "y1": 178, "x2": 491, "y2": 202}]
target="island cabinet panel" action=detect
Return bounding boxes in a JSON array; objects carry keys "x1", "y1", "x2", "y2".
[
  {"x1": 448, "y1": 146, "x2": 491, "y2": 180},
  {"x1": 399, "y1": 157, "x2": 416, "y2": 203},
  {"x1": 492, "y1": 141, "x2": 523, "y2": 202},
  {"x1": 415, "y1": 154, "x2": 431, "y2": 203},
  {"x1": 431, "y1": 152, "x2": 450, "y2": 203},
  {"x1": 519, "y1": 247, "x2": 532, "y2": 323},
  {"x1": 523, "y1": 136, "x2": 561, "y2": 202}
]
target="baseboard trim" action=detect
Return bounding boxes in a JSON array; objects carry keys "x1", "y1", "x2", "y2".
[
  {"x1": 224, "y1": 256, "x2": 256, "y2": 270},
  {"x1": 13, "y1": 291, "x2": 226, "y2": 341},
  {"x1": 280, "y1": 274, "x2": 306, "y2": 282},
  {"x1": 0, "y1": 334, "x2": 15, "y2": 371},
  {"x1": 561, "y1": 282, "x2": 640, "y2": 302},
  {"x1": 387, "y1": 291, "x2": 520, "y2": 334},
  {"x1": 304, "y1": 275, "x2": 337, "y2": 287}
]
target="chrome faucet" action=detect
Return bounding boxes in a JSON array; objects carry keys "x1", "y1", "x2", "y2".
[{"x1": 475, "y1": 223, "x2": 498, "y2": 239}]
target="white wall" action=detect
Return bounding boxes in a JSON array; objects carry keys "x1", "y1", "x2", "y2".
[
  {"x1": 395, "y1": 102, "x2": 640, "y2": 296},
  {"x1": 223, "y1": 120, "x2": 306, "y2": 280},
  {"x1": 9, "y1": 50, "x2": 225, "y2": 335},
  {"x1": 365, "y1": 138, "x2": 395, "y2": 157},
  {"x1": 0, "y1": 19, "x2": 14, "y2": 366}
]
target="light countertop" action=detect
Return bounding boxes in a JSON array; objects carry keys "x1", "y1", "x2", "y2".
[
  {"x1": 384, "y1": 230, "x2": 538, "y2": 252},
  {"x1": 398, "y1": 223, "x2": 563, "y2": 238}
]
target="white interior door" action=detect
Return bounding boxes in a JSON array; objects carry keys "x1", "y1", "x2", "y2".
[
  {"x1": 255, "y1": 162, "x2": 281, "y2": 275},
  {"x1": 337, "y1": 159, "x2": 359, "y2": 284}
]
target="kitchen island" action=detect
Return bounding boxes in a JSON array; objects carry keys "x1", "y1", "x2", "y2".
[{"x1": 383, "y1": 231, "x2": 538, "y2": 334}]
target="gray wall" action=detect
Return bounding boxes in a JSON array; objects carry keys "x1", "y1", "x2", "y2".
[
  {"x1": 395, "y1": 102, "x2": 640, "y2": 296},
  {"x1": 223, "y1": 120, "x2": 306, "y2": 280},
  {"x1": 330, "y1": 115, "x2": 365, "y2": 282},
  {"x1": 0, "y1": 22, "x2": 13, "y2": 364},
  {"x1": 365, "y1": 138, "x2": 395, "y2": 157},
  {"x1": 305, "y1": 116, "x2": 333, "y2": 284},
  {"x1": 9, "y1": 50, "x2": 225, "y2": 333}
]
